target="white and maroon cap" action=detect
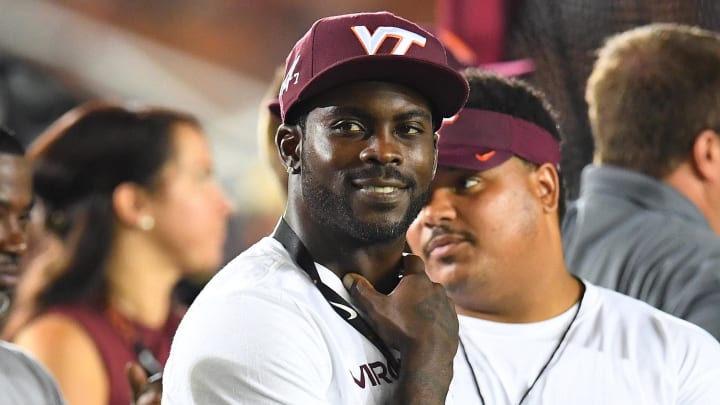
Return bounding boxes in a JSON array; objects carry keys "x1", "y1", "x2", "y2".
[{"x1": 278, "y1": 11, "x2": 469, "y2": 128}]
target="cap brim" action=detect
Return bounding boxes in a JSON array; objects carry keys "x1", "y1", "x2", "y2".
[
  {"x1": 293, "y1": 55, "x2": 469, "y2": 128},
  {"x1": 438, "y1": 146, "x2": 513, "y2": 172},
  {"x1": 267, "y1": 99, "x2": 281, "y2": 118}
]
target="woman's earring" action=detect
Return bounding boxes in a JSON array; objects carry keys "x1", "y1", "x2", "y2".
[{"x1": 138, "y1": 215, "x2": 155, "y2": 231}]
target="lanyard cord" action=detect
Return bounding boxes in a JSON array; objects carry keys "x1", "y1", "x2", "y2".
[
  {"x1": 272, "y1": 218, "x2": 400, "y2": 372},
  {"x1": 459, "y1": 288, "x2": 584, "y2": 405}
]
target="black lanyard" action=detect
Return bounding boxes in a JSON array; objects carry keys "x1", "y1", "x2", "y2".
[{"x1": 272, "y1": 218, "x2": 400, "y2": 372}]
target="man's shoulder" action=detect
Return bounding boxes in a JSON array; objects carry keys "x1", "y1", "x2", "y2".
[
  {"x1": 175, "y1": 237, "x2": 326, "y2": 337},
  {"x1": 0, "y1": 340, "x2": 65, "y2": 404},
  {"x1": 567, "y1": 166, "x2": 718, "y2": 248},
  {"x1": 0, "y1": 339, "x2": 35, "y2": 366},
  {"x1": 0, "y1": 340, "x2": 50, "y2": 373},
  {"x1": 202, "y1": 237, "x2": 309, "y2": 296},
  {"x1": 565, "y1": 196, "x2": 720, "y2": 281},
  {"x1": 587, "y1": 283, "x2": 720, "y2": 347}
]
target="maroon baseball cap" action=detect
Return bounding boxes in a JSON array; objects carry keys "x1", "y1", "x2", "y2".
[
  {"x1": 278, "y1": 11, "x2": 469, "y2": 128},
  {"x1": 267, "y1": 98, "x2": 281, "y2": 118},
  {"x1": 437, "y1": 108, "x2": 560, "y2": 171}
]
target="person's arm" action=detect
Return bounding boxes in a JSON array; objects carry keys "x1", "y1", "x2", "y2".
[
  {"x1": 13, "y1": 313, "x2": 108, "y2": 405},
  {"x1": 343, "y1": 254, "x2": 458, "y2": 405}
]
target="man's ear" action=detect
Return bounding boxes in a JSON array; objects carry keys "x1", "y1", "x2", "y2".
[
  {"x1": 533, "y1": 163, "x2": 560, "y2": 213},
  {"x1": 112, "y1": 182, "x2": 151, "y2": 229},
  {"x1": 691, "y1": 129, "x2": 720, "y2": 182},
  {"x1": 276, "y1": 123, "x2": 302, "y2": 174}
]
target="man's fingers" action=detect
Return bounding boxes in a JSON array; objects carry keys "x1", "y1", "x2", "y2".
[
  {"x1": 400, "y1": 254, "x2": 427, "y2": 277},
  {"x1": 343, "y1": 273, "x2": 382, "y2": 312}
]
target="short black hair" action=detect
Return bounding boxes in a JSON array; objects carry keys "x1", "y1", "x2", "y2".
[
  {"x1": 0, "y1": 126, "x2": 26, "y2": 156},
  {"x1": 463, "y1": 68, "x2": 561, "y2": 141}
]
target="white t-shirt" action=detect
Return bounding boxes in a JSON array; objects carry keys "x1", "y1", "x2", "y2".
[
  {"x1": 447, "y1": 282, "x2": 720, "y2": 404},
  {"x1": 163, "y1": 237, "x2": 400, "y2": 404}
]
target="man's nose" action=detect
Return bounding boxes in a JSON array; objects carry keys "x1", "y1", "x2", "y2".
[
  {"x1": 359, "y1": 129, "x2": 403, "y2": 166},
  {"x1": 420, "y1": 187, "x2": 457, "y2": 227},
  {"x1": 0, "y1": 215, "x2": 28, "y2": 254}
]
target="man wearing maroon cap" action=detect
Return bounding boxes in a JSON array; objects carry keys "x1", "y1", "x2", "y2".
[
  {"x1": 406, "y1": 69, "x2": 720, "y2": 404},
  {"x1": 164, "y1": 11, "x2": 468, "y2": 404}
]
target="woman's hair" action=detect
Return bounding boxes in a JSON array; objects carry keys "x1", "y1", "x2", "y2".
[{"x1": 29, "y1": 102, "x2": 200, "y2": 310}]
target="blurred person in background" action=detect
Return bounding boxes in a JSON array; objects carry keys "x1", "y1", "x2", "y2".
[
  {"x1": 563, "y1": 23, "x2": 720, "y2": 340},
  {"x1": 257, "y1": 65, "x2": 288, "y2": 197},
  {"x1": 0, "y1": 126, "x2": 66, "y2": 404},
  {"x1": 10, "y1": 102, "x2": 232, "y2": 405},
  {"x1": 1, "y1": 195, "x2": 68, "y2": 340},
  {"x1": 0, "y1": 129, "x2": 33, "y2": 328},
  {"x1": 0, "y1": 52, "x2": 87, "y2": 146}
]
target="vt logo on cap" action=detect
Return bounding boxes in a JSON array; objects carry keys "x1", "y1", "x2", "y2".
[
  {"x1": 277, "y1": 11, "x2": 469, "y2": 129},
  {"x1": 351, "y1": 26, "x2": 426, "y2": 55}
]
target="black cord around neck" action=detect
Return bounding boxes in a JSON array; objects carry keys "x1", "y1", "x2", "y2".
[
  {"x1": 272, "y1": 218, "x2": 400, "y2": 371},
  {"x1": 459, "y1": 288, "x2": 585, "y2": 405}
]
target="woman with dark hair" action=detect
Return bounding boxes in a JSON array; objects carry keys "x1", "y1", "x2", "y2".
[{"x1": 11, "y1": 102, "x2": 232, "y2": 405}]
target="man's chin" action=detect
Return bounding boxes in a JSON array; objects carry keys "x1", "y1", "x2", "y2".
[
  {"x1": 350, "y1": 207, "x2": 421, "y2": 241},
  {"x1": 342, "y1": 219, "x2": 406, "y2": 243}
]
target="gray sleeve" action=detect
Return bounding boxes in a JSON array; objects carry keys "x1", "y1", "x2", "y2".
[{"x1": 0, "y1": 341, "x2": 67, "y2": 405}]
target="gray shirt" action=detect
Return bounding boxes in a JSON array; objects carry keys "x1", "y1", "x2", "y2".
[
  {"x1": 0, "y1": 340, "x2": 66, "y2": 405},
  {"x1": 562, "y1": 164, "x2": 720, "y2": 340}
]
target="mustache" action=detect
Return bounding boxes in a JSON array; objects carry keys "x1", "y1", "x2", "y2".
[
  {"x1": 422, "y1": 225, "x2": 476, "y2": 258},
  {"x1": 348, "y1": 166, "x2": 416, "y2": 188}
]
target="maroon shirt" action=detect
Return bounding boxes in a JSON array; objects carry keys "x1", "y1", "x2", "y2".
[{"x1": 48, "y1": 304, "x2": 182, "y2": 405}]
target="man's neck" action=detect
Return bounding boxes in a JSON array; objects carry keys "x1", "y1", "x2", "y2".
[
  {"x1": 663, "y1": 162, "x2": 720, "y2": 234},
  {"x1": 282, "y1": 213, "x2": 408, "y2": 294},
  {"x1": 105, "y1": 233, "x2": 180, "y2": 328},
  {"x1": 456, "y1": 272, "x2": 584, "y2": 323}
]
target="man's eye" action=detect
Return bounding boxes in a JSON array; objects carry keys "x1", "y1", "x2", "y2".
[
  {"x1": 398, "y1": 124, "x2": 423, "y2": 136},
  {"x1": 333, "y1": 121, "x2": 364, "y2": 132},
  {"x1": 462, "y1": 178, "x2": 480, "y2": 190}
]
